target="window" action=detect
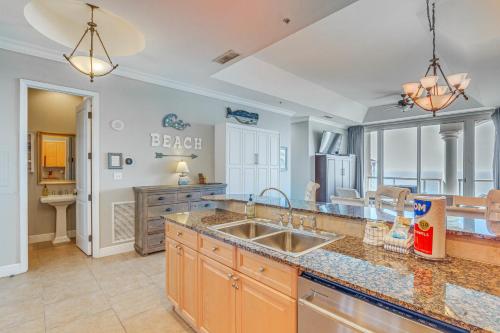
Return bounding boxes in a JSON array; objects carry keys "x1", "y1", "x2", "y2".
[
  {"x1": 364, "y1": 131, "x2": 378, "y2": 191},
  {"x1": 420, "y1": 125, "x2": 444, "y2": 194},
  {"x1": 383, "y1": 127, "x2": 417, "y2": 191},
  {"x1": 475, "y1": 120, "x2": 495, "y2": 196}
]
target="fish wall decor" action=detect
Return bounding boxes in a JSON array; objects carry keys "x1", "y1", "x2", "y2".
[
  {"x1": 162, "y1": 113, "x2": 191, "y2": 130},
  {"x1": 226, "y1": 107, "x2": 259, "y2": 125}
]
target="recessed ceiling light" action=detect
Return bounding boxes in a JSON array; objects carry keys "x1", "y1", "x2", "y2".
[
  {"x1": 213, "y1": 50, "x2": 240, "y2": 64},
  {"x1": 283, "y1": 18, "x2": 291, "y2": 24}
]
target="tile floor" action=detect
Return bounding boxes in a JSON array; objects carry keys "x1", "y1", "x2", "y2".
[{"x1": 0, "y1": 241, "x2": 194, "y2": 333}]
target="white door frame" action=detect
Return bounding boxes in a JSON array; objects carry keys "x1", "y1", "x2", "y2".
[{"x1": 19, "y1": 79, "x2": 101, "y2": 271}]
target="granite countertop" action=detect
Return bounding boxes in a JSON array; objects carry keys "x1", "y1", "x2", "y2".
[
  {"x1": 163, "y1": 209, "x2": 500, "y2": 333},
  {"x1": 204, "y1": 194, "x2": 499, "y2": 240}
]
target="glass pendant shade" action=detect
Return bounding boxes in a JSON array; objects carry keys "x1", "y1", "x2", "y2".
[
  {"x1": 414, "y1": 93, "x2": 454, "y2": 111},
  {"x1": 458, "y1": 78, "x2": 471, "y2": 90},
  {"x1": 420, "y1": 76, "x2": 438, "y2": 89},
  {"x1": 447, "y1": 73, "x2": 468, "y2": 87},
  {"x1": 403, "y1": 82, "x2": 421, "y2": 98},
  {"x1": 433, "y1": 85, "x2": 449, "y2": 96},
  {"x1": 67, "y1": 55, "x2": 113, "y2": 76}
]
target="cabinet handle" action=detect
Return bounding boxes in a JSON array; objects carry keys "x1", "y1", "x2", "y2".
[
  {"x1": 258, "y1": 266, "x2": 265, "y2": 273},
  {"x1": 231, "y1": 276, "x2": 240, "y2": 282},
  {"x1": 165, "y1": 208, "x2": 172, "y2": 212},
  {"x1": 176, "y1": 231, "x2": 182, "y2": 237},
  {"x1": 204, "y1": 203, "x2": 210, "y2": 207},
  {"x1": 211, "y1": 246, "x2": 219, "y2": 252},
  {"x1": 186, "y1": 194, "x2": 192, "y2": 198},
  {"x1": 158, "y1": 196, "x2": 165, "y2": 201},
  {"x1": 227, "y1": 273, "x2": 233, "y2": 280},
  {"x1": 231, "y1": 283, "x2": 239, "y2": 289}
]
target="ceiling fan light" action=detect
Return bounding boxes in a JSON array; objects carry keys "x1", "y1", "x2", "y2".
[
  {"x1": 420, "y1": 76, "x2": 438, "y2": 89},
  {"x1": 447, "y1": 73, "x2": 467, "y2": 87},
  {"x1": 67, "y1": 55, "x2": 113, "y2": 76},
  {"x1": 402, "y1": 82, "x2": 420, "y2": 97},
  {"x1": 433, "y1": 85, "x2": 449, "y2": 96},
  {"x1": 458, "y1": 78, "x2": 471, "y2": 90}
]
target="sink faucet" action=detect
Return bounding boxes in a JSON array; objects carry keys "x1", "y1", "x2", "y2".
[{"x1": 259, "y1": 187, "x2": 293, "y2": 228}]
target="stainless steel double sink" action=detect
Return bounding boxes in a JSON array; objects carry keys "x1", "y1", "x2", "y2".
[{"x1": 209, "y1": 219, "x2": 344, "y2": 257}]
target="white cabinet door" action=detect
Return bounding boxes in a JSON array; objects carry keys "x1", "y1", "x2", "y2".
[
  {"x1": 257, "y1": 132, "x2": 269, "y2": 166},
  {"x1": 228, "y1": 127, "x2": 243, "y2": 166},
  {"x1": 269, "y1": 134, "x2": 280, "y2": 167},
  {"x1": 243, "y1": 130, "x2": 257, "y2": 166},
  {"x1": 243, "y1": 167, "x2": 257, "y2": 195},
  {"x1": 269, "y1": 167, "x2": 280, "y2": 189},
  {"x1": 342, "y1": 159, "x2": 350, "y2": 188},
  {"x1": 228, "y1": 167, "x2": 243, "y2": 194},
  {"x1": 333, "y1": 158, "x2": 343, "y2": 193},
  {"x1": 256, "y1": 167, "x2": 269, "y2": 194}
]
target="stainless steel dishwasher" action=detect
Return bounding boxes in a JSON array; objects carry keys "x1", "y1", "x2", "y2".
[{"x1": 298, "y1": 273, "x2": 468, "y2": 333}]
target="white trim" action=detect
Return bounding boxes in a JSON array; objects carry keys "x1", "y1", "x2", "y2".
[
  {"x1": 28, "y1": 230, "x2": 76, "y2": 244},
  {"x1": 95, "y1": 242, "x2": 134, "y2": 258},
  {"x1": 291, "y1": 115, "x2": 349, "y2": 129},
  {"x1": 0, "y1": 36, "x2": 295, "y2": 117},
  {"x1": 0, "y1": 263, "x2": 25, "y2": 278},
  {"x1": 225, "y1": 121, "x2": 280, "y2": 135},
  {"x1": 111, "y1": 200, "x2": 135, "y2": 244},
  {"x1": 18, "y1": 80, "x2": 101, "y2": 277}
]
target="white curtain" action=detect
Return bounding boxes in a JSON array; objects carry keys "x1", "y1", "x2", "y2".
[
  {"x1": 492, "y1": 108, "x2": 500, "y2": 189},
  {"x1": 347, "y1": 126, "x2": 364, "y2": 196}
]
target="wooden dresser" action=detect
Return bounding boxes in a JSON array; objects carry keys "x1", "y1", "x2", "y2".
[{"x1": 133, "y1": 183, "x2": 226, "y2": 255}]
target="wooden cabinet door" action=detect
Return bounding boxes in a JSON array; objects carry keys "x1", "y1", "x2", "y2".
[
  {"x1": 55, "y1": 141, "x2": 67, "y2": 167},
  {"x1": 166, "y1": 238, "x2": 181, "y2": 307},
  {"x1": 198, "y1": 255, "x2": 236, "y2": 333},
  {"x1": 236, "y1": 274, "x2": 296, "y2": 333},
  {"x1": 180, "y1": 245, "x2": 198, "y2": 328}
]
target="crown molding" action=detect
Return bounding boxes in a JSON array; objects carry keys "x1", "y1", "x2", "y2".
[
  {"x1": 291, "y1": 115, "x2": 348, "y2": 129},
  {"x1": 0, "y1": 36, "x2": 295, "y2": 117}
]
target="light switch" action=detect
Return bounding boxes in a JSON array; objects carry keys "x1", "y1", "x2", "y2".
[{"x1": 113, "y1": 172, "x2": 123, "y2": 180}]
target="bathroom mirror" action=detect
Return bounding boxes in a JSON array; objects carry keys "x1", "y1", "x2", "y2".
[{"x1": 38, "y1": 132, "x2": 76, "y2": 185}]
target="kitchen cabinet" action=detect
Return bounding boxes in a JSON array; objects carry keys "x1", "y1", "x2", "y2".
[
  {"x1": 236, "y1": 274, "x2": 296, "y2": 333},
  {"x1": 165, "y1": 238, "x2": 198, "y2": 328},
  {"x1": 198, "y1": 255, "x2": 236, "y2": 333},
  {"x1": 215, "y1": 123, "x2": 280, "y2": 195},
  {"x1": 315, "y1": 154, "x2": 356, "y2": 202},
  {"x1": 166, "y1": 222, "x2": 297, "y2": 333}
]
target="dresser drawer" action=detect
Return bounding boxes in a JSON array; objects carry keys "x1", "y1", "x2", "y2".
[
  {"x1": 147, "y1": 218, "x2": 164, "y2": 234},
  {"x1": 147, "y1": 193, "x2": 177, "y2": 206},
  {"x1": 177, "y1": 191, "x2": 202, "y2": 202},
  {"x1": 236, "y1": 249, "x2": 298, "y2": 298},
  {"x1": 201, "y1": 188, "x2": 225, "y2": 196},
  {"x1": 165, "y1": 222, "x2": 198, "y2": 250},
  {"x1": 147, "y1": 203, "x2": 189, "y2": 218},
  {"x1": 199, "y1": 235, "x2": 235, "y2": 268},
  {"x1": 147, "y1": 233, "x2": 165, "y2": 252},
  {"x1": 190, "y1": 200, "x2": 217, "y2": 211}
]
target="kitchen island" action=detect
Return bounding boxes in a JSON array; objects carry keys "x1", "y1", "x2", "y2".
[{"x1": 163, "y1": 208, "x2": 500, "y2": 333}]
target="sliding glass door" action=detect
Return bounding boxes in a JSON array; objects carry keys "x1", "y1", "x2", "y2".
[
  {"x1": 383, "y1": 127, "x2": 417, "y2": 192},
  {"x1": 475, "y1": 120, "x2": 495, "y2": 196}
]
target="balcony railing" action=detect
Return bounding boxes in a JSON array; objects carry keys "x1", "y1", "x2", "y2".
[{"x1": 367, "y1": 176, "x2": 493, "y2": 196}]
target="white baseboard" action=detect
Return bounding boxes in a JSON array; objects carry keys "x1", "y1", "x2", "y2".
[
  {"x1": 0, "y1": 263, "x2": 26, "y2": 278},
  {"x1": 29, "y1": 230, "x2": 76, "y2": 244},
  {"x1": 96, "y1": 242, "x2": 134, "y2": 258}
]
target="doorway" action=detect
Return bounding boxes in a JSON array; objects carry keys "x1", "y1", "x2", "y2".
[{"x1": 19, "y1": 80, "x2": 100, "y2": 272}]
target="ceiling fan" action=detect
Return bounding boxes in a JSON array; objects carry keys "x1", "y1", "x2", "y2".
[{"x1": 374, "y1": 91, "x2": 414, "y2": 112}]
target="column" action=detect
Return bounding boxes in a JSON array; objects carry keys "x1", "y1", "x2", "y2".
[{"x1": 439, "y1": 124, "x2": 462, "y2": 195}]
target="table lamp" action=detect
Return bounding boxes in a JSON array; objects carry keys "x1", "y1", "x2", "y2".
[{"x1": 176, "y1": 160, "x2": 190, "y2": 185}]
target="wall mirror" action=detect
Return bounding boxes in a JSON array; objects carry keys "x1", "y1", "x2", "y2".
[{"x1": 38, "y1": 132, "x2": 76, "y2": 185}]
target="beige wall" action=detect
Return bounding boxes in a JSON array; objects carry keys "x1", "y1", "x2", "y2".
[
  {"x1": 0, "y1": 49, "x2": 292, "y2": 267},
  {"x1": 27, "y1": 88, "x2": 82, "y2": 236}
]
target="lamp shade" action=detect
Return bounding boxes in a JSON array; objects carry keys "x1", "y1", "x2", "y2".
[
  {"x1": 176, "y1": 161, "x2": 190, "y2": 174},
  {"x1": 67, "y1": 55, "x2": 113, "y2": 76}
]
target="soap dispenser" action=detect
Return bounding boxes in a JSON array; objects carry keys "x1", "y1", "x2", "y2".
[
  {"x1": 42, "y1": 184, "x2": 49, "y2": 197},
  {"x1": 245, "y1": 194, "x2": 255, "y2": 219}
]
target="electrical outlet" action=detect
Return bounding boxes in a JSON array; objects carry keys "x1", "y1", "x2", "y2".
[{"x1": 113, "y1": 172, "x2": 123, "y2": 180}]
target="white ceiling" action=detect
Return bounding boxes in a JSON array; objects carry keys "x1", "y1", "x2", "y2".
[
  {"x1": 1, "y1": 0, "x2": 499, "y2": 123},
  {"x1": 0, "y1": 0, "x2": 356, "y2": 117}
]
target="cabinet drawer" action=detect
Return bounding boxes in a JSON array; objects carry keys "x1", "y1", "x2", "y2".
[
  {"x1": 199, "y1": 235, "x2": 235, "y2": 268},
  {"x1": 147, "y1": 233, "x2": 165, "y2": 251},
  {"x1": 147, "y1": 193, "x2": 177, "y2": 206},
  {"x1": 147, "y1": 218, "x2": 164, "y2": 234},
  {"x1": 236, "y1": 249, "x2": 297, "y2": 298},
  {"x1": 190, "y1": 201, "x2": 217, "y2": 211},
  {"x1": 201, "y1": 188, "x2": 225, "y2": 196},
  {"x1": 177, "y1": 191, "x2": 202, "y2": 202},
  {"x1": 166, "y1": 222, "x2": 198, "y2": 250},
  {"x1": 148, "y1": 203, "x2": 189, "y2": 218}
]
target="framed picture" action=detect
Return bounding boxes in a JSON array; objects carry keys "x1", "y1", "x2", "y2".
[
  {"x1": 107, "y1": 153, "x2": 123, "y2": 169},
  {"x1": 280, "y1": 146, "x2": 288, "y2": 171}
]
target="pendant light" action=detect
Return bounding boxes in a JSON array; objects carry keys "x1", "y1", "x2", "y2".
[
  {"x1": 63, "y1": 4, "x2": 118, "y2": 82},
  {"x1": 401, "y1": 0, "x2": 470, "y2": 116}
]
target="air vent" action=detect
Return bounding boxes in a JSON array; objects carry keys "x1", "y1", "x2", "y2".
[
  {"x1": 323, "y1": 115, "x2": 334, "y2": 119},
  {"x1": 213, "y1": 50, "x2": 240, "y2": 64}
]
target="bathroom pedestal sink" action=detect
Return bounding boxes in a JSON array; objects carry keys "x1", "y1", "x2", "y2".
[{"x1": 40, "y1": 194, "x2": 76, "y2": 244}]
